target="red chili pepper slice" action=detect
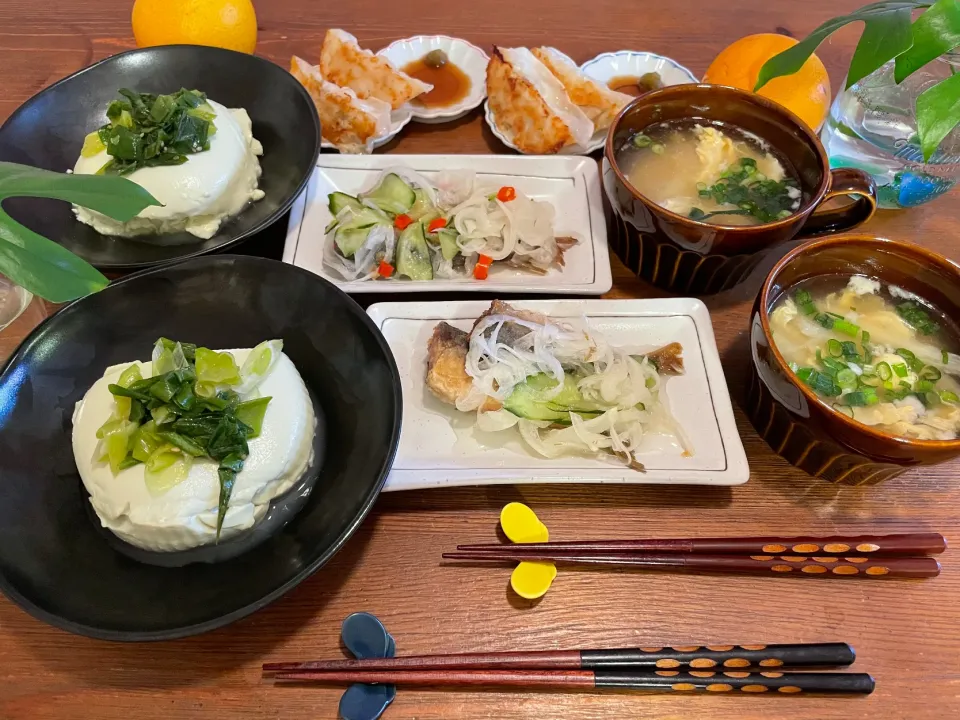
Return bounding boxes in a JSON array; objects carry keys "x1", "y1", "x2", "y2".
[
  {"x1": 496, "y1": 186, "x2": 516, "y2": 202},
  {"x1": 427, "y1": 217, "x2": 447, "y2": 233},
  {"x1": 394, "y1": 214, "x2": 414, "y2": 230}
]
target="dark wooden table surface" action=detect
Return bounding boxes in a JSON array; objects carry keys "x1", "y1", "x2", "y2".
[{"x1": 2, "y1": 1, "x2": 959, "y2": 718}]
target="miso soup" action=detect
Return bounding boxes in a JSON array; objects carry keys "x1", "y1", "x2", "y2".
[
  {"x1": 770, "y1": 275, "x2": 960, "y2": 441},
  {"x1": 620, "y1": 120, "x2": 803, "y2": 226}
]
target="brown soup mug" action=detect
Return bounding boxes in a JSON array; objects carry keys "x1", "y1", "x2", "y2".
[
  {"x1": 602, "y1": 85, "x2": 878, "y2": 295},
  {"x1": 747, "y1": 234, "x2": 960, "y2": 485}
]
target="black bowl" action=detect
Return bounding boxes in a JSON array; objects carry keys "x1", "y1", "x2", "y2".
[
  {"x1": 0, "y1": 46, "x2": 320, "y2": 270},
  {"x1": 0, "y1": 255, "x2": 400, "y2": 640}
]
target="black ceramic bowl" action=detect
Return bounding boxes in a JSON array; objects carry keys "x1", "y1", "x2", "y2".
[
  {"x1": 0, "y1": 46, "x2": 320, "y2": 270},
  {"x1": 0, "y1": 255, "x2": 400, "y2": 640}
]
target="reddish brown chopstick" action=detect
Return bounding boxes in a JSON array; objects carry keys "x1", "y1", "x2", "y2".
[
  {"x1": 456, "y1": 532, "x2": 946, "y2": 556},
  {"x1": 442, "y1": 550, "x2": 940, "y2": 578},
  {"x1": 271, "y1": 669, "x2": 875, "y2": 694},
  {"x1": 263, "y1": 642, "x2": 854, "y2": 674}
]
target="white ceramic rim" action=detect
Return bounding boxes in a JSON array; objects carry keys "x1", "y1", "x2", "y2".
[{"x1": 320, "y1": 105, "x2": 414, "y2": 152}]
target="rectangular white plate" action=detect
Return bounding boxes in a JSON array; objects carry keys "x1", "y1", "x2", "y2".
[
  {"x1": 284, "y1": 154, "x2": 612, "y2": 294},
  {"x1": 366, "y1": 299, "x2": 749, "y2": 491}
]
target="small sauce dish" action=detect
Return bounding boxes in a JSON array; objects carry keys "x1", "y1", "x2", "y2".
[{"x1": 378, "y1": 35, "x2": 489, "y2": 124}]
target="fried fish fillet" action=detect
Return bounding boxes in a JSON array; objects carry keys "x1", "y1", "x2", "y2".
[
  {"x1": 426, "y1": 322, "x2": 502, "y2": 411},
  {"x1": 290, "y1": 56, "x2": 392, "y2": 154},
  {"x1": 319, "y1": 29, "x2": 432, "y2": 110},
  {"x1": 486, "y1": 47, "x2": 594, "y2": 154},
  {"x1": 531, "y1": 47, "x2": 632, "y2": 131}
]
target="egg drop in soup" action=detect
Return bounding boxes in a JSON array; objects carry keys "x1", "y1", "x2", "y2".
[
  {"x1": 770, "y1": 275, "x2": 960, "y2": 441},
  {"x1": 619, "y1": 121, "x2": 803, "y2": 226}
]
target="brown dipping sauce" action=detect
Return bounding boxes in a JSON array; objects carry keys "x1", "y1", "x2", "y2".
[
  {"x1": 608, "y1": 72, "x2": 664, "y2": 97},
  {"x1": 403, "y1": 52, "x2": 472, "y2": 109}
]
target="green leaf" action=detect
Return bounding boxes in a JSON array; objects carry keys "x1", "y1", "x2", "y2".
[
  {"x1": 0, "y1": 207, "x2": 108, "y2": 302},
  {"x1": 0, "y1": 162, "x2": 161, "y2": 221},
  {"x1": 917, "y1": 70, "x2": 960, "y2": 160},
  {"x1": 895, "y1": 0, "x2": 960, "y2": 82},
  {"x1": 755, "y1": 2, "x2": 925, "y2": 91},
  {"x1": 848, "y1": 7, "x2": 915, "y2": 88},
  {"x1": 0, "y1": 162, "x2": 161, "y2": 302}
]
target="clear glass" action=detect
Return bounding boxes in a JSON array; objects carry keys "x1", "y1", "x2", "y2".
[
  {"x1": 0, "y1": 275, "x2": 32, "y2": 332},
  {"x1": 820, "y1": 53, "x2": 960, "y2": 209}
]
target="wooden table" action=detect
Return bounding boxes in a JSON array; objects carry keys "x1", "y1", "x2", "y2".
[{"x1": 2, "y1": 1, "x2": 959, "y2": 718}]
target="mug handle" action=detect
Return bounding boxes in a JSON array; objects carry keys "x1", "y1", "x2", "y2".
[{"x1": 797, "y1": 168, "x2": 878, "y2": 237}]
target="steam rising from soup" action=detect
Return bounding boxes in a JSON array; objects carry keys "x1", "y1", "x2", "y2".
[
  {"x1": 770, "y1": 275, "x2": 960, "y2": 441},
  {"x1": 619, "y1": 121, "x2": 803, "y2": 226}
]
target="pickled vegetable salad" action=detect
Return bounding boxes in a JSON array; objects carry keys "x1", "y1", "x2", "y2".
[
  {"x1": 425, "y1": 301, "x2": 692, "y2": 469},
  {"x1": 323, "y1": 169, "x2": 577, "y2": 281}
]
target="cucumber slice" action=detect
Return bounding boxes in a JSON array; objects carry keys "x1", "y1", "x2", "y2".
[
  {"x1": 396, "y1": 221, "x2": 433, "y2": 281},
  {"x1": 335, "y1": 227, "x2": 371, "y2": 257},
  {"x1": 328, "y1": 192, "x2": 363, "y2": 216},
  {"x1": 436, "y1": 228, "x2": 460, "y2": 261},
  {"x1": 339, "y1": 206, "x2": 391, "y2": 231},
  {"x1": 361, "y1": 173, "x2": 416, "y2": 214},
  {"x1": 504, "y1": 373, "x2": 606, "y2": 422}
]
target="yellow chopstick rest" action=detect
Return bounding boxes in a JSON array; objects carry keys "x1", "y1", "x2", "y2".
[{"x1": 500, "y1": 502, "x2": 557, "y2": 600}]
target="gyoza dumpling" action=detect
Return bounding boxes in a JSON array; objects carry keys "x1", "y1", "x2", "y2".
[
  {"x1": 532, "y1": 47, "x2": 632, "y2": 132},
  {"x1": 486, "y1": 47, "x2": 594, "y2": 154},
  {"x1": 319, "y1": 29, "x2": 432, "y2": 110},
  {"x1": 290, "y1": 56, "x2": 392, "y2": 154}
]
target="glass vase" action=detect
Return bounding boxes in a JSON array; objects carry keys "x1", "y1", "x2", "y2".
[{"x1": 820, "y1": 53, "x2": 960, "y2": 209}]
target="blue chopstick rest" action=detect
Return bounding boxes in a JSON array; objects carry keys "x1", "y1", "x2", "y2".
[{"x1": 338, "y1": 612, "x2": 397, "y2": 720}]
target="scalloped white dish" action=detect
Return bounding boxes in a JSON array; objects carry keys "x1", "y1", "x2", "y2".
[
  {"x1": 283, "y1": 153, "x2": 612, "y2": 295},
  {"x1": 321, "y1": 105, "x2": 413, "y2": 152},
  {"x1": 580, "y1": 50, "x2": 699, "y2": 90},
  {"x1": 367, "y1": 299, "x2": 749, "y2": 491},
  {"x1": 377, "y1": 35, "x2": 489, "y2": 124}
]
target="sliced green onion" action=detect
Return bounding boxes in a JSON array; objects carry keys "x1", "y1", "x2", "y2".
[
  {"x1": 919, "y1": 365, "x2": 942, "y2": 382},
  {"x1": 942, "y1": 349, "x2": 949, "y2": 364},
  {"x1": 860, "y1": 373, "x2": 882, "y2": 387},
  {"x1": 814, "y1": 313, "x2": 835, "y2": 330},
  {"x1": 924, "y1": 391, "x2": 942, "y2": 407},
  {"x1": 893, "y1": 363, "x2": 908, "y2": 378},
  {"x1": 834, "y1": 318, "x2": 860, "y2": 337},
  {"x1": 796, "y1": 367, "x2": 815, "y2": 383},
  {"x1": 840, "y1": 340, "x2": 859, "y2": 358},
  {"x1": 876, "y1": 362, "x2": 893, "y2": 381},
  {"x1": 896, "y1": 348, "x2": 916, "y2": 361},
  {"x1": 861, "y1": 330, "x2": 871, "y2": 344},
  {"x1": 845, "y1": 391, "x2": 872, "y2": 406},
  {"x1": 915, "y1": 380, "x2": 935, "y2": 393},
  {"x1": 832, "y1": 403, "x2": 855, "y2": 418},
  {"x1": 836, "y1": 369, "x2": 857, "y2": 389},
  {"x1": 940, "y1": 390, "x2": 959, "y2": 404},
  {"x1": 910, "y1": 357, "x2": 926, "y2": 374},
  {"x1": 827, "y1": 339, "x2": 843, "y2": 357}
]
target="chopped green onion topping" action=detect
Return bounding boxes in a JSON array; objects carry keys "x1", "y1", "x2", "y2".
[
  {"x1": 876, "y1": 362, "x2": 893, "y2": 381},
  {"x1": 893, "y1": 362, "x2": 908, "y2": 378},
  {"x1": 895, "y1": 300, "x2": 940, "y2": 336},
  {"x1": 827, "y1": 338, "x2": 843, "y2": 357},
  {"x1": 919, "y1": 365, "x2": 942, "y2": 382}
]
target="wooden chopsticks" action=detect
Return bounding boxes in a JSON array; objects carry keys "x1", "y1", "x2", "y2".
[
  {"x1": 263, "y1": 642, "x2": 856, "y2": 674},
  {"x1": 454, "y1": 532, "x2": 947, "y2": 556},
  {"x1": 268, "y1": 668, "x2": 875, "y2": 695},
  {"x1": 444, "y1": 532, "x2": 945, "y2": 579}
]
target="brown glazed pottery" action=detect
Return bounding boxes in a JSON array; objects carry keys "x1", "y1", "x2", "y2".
[
  {"x1": 747, "y1": 235, "x2": 960, "y2": 485},
  {"x1": 602, "y1": 85, "x2": 878, "y2": 294}
]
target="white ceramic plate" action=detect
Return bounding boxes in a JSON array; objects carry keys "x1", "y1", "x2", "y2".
[
  {"x1": 321, "y1": 106, "x2": 413, "y2": 152},
  {"x1": 283, "y1": 154, "x2": 613, "y2": 295},
  {"x1": 580, "y1": 50, "x2": 699, "y2": 89},
  {"x1": 377, "y1": 35, "x2": 489, "y2": 123},
  {"x1": 367, "y1": 299, "x2": 750, "y2": 491}
]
